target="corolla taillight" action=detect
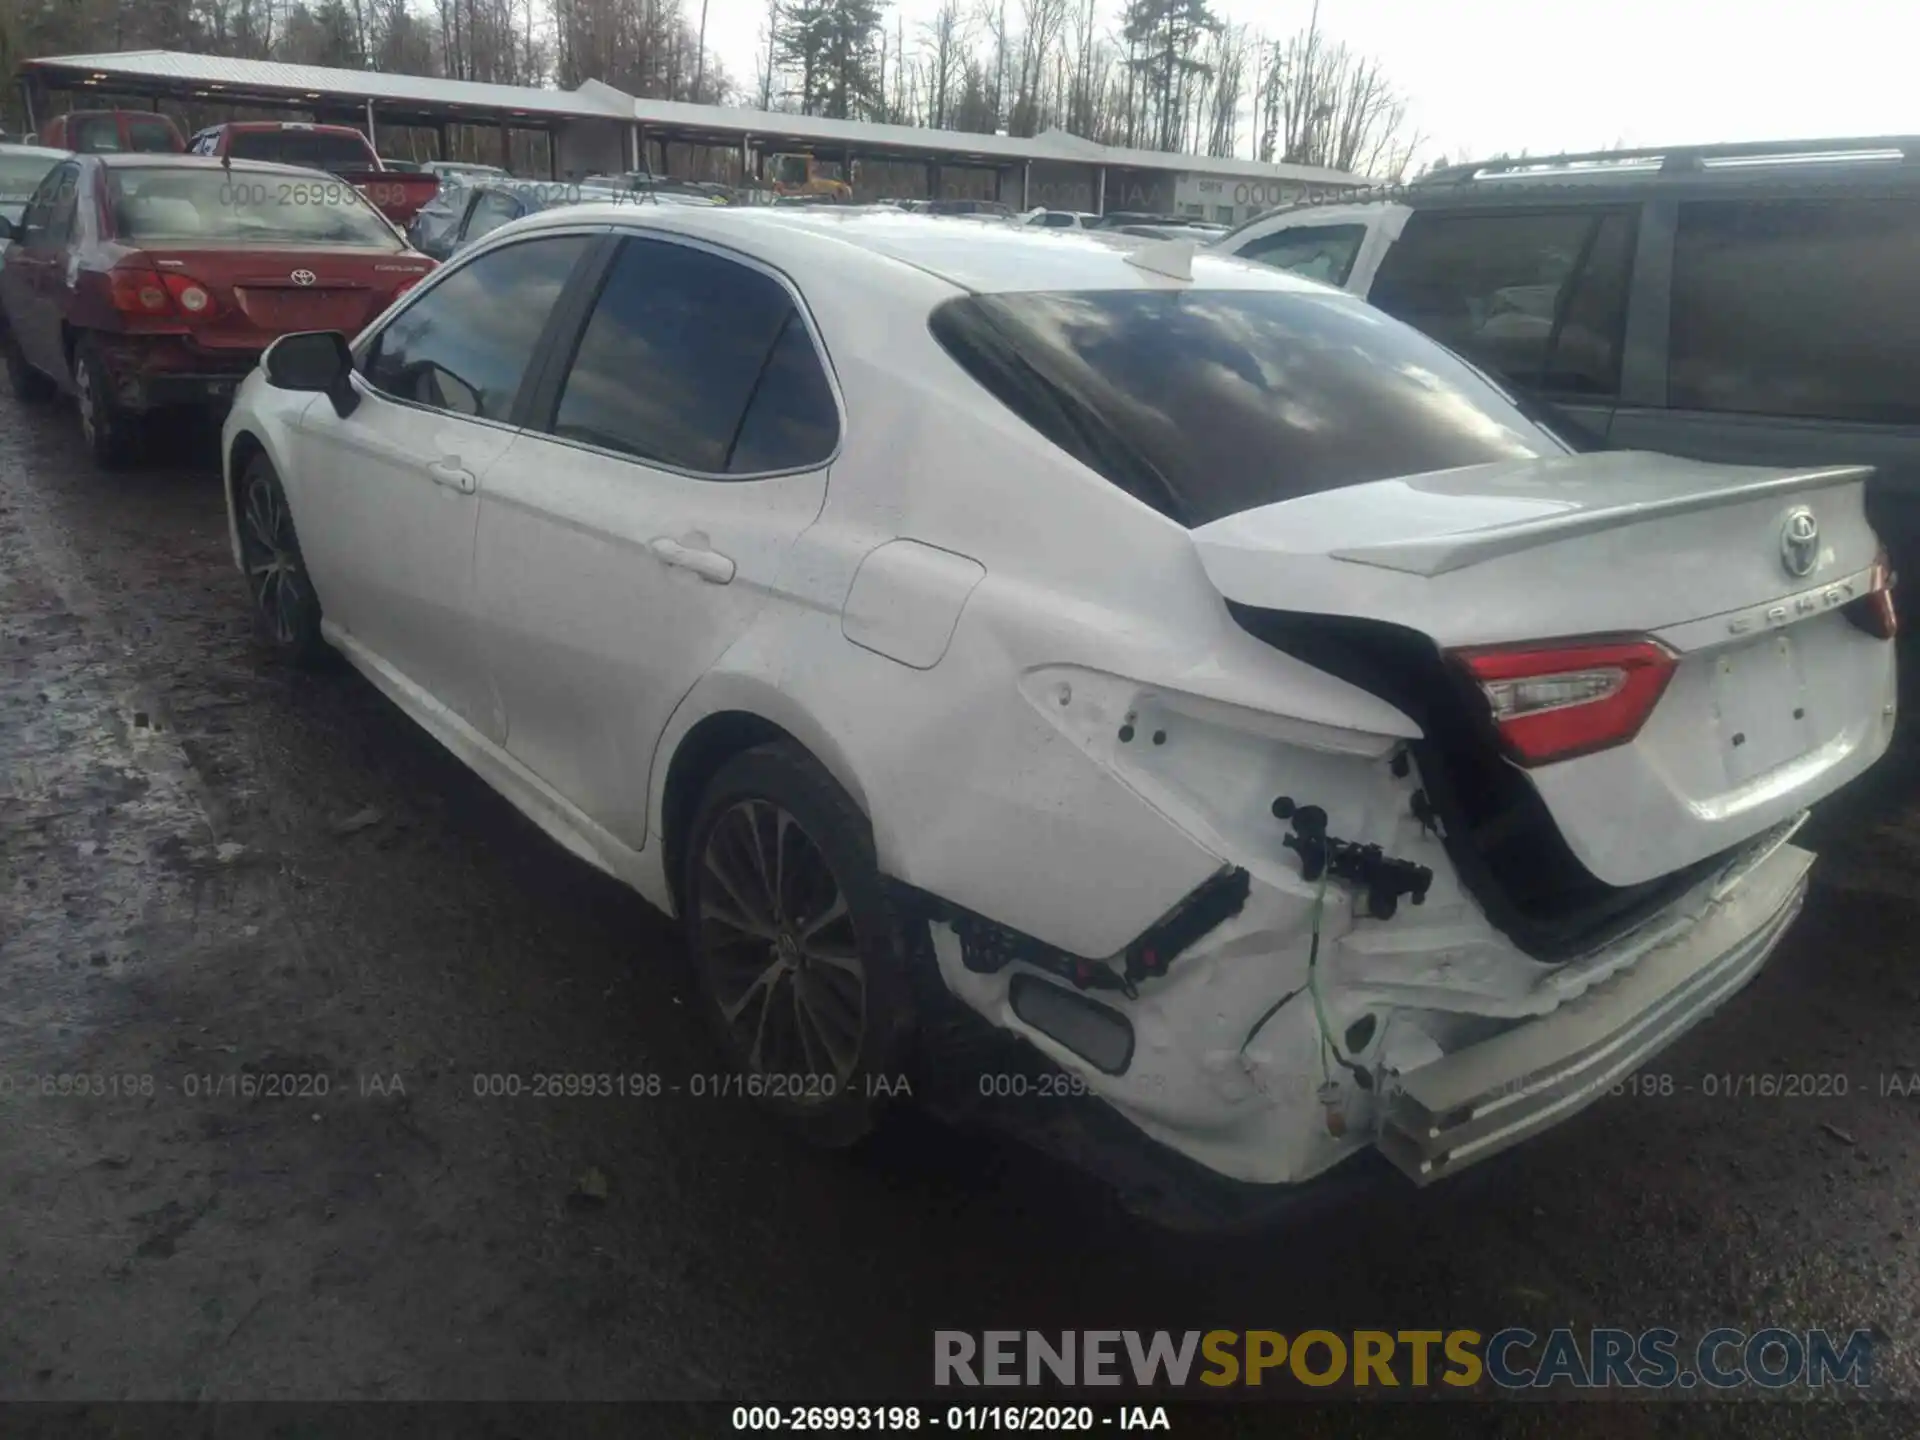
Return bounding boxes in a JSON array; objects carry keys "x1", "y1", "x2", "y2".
[
  {"x1": 162, "y1": 273, "x2": 215, "y2": 315},
  {"x1": 108, "y1": 266, "x2": 172, "y2": 316}
]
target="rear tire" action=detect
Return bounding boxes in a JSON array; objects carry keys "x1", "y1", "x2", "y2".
[
  {"x1": 72, "y1": 337, "x2": 137, "y2": 469},
  {"x1": 680, "y1": 742, "x2": 918, "y2": 1149},
  {"x1": 236, "y1": 453, "x2": 329, "y2": 667},
  {"x1": 3, "y1": 325, "x2": 53, "y2": 402}
]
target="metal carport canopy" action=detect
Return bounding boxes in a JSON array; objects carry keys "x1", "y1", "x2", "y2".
[{"x1": 17, "y1": 50, "x2": 1371, "y2": 186}]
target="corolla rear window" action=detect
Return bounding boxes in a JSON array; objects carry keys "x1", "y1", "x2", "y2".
[
  {"x1": 929, "y1": 288, "x2": 1568, "y2": 527},
  {"x1": 107, "y1": 168, "x2": 402, "y2": 249}
]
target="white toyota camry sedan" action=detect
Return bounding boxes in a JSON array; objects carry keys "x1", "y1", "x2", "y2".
[{"x1": 221, "y1": 205, "x2": 1896, "y2": 1210}]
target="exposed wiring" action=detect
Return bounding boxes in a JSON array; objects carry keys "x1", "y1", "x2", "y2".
[{"x1": 1305, "y1": 868, "x2": 1371, "y2": 1088}]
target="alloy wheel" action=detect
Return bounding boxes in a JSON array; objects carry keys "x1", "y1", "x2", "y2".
[
  {"x1": 241, "y1": 475, "x2": 308, "y2": 646},
  {"x1": 693, "y1": 798, "x2": 867, "y2": 1092}
]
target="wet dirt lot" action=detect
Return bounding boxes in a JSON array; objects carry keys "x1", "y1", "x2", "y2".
[{"x1": 3, "y1": 386, "x2": 1920, "y2": 1434}]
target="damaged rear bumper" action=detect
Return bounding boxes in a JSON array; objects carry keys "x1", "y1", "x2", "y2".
[{"x1": 1376, "y1": 840, "x2": 1811, "y2": 1185}]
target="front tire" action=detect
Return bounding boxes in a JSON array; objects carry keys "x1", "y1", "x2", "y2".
[
  {"x1": 681, "y1": 742, "x2": 918, "y2": 1148},
  {"x1": 73, "y1": 338, "x2": 137, "y2": 469},
  {"x1": 236, "y1": 454, "x2": 328, "y2": 666}
]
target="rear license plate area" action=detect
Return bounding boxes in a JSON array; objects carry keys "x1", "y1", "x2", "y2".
[
  {"x1": 238, "y1": 289, "x2": 361, "y2": 332},
  {"x1": 1710, "y1": 632, "x2": 1814, "y2": 784}
]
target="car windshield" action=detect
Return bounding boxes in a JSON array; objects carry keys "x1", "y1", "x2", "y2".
[
  {"x1": 107, "y1": 168, "x2": 403, "y2": 248},
  {"x1": 226, "y1": 130, "x2": 372, "y2": 170},
  {"x1": 931, "y1": 287, "x2": 1569, "y2": 527},
  {"x1": 0, "y1": 151, "x2": 59, "y2": 201}
]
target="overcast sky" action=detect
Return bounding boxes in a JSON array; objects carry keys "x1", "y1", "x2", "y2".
[{"x1": 692, "y1": 0, "x2": 1918, "y2": 169}]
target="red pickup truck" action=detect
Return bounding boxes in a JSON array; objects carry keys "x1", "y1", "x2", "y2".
[{"x1": 186, "y1": 123, "x2": 439, "y2": 226}]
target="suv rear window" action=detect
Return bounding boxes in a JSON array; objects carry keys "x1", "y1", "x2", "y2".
[
  {"x1": 930, "y1": 288, "x2": 1566, "y2": 527},
  {"x1": 225, "y1": 130, "x2": 372, "y2": 171}
]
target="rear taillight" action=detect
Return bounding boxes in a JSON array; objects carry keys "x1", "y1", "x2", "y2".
[
  {"x1": 1452, "y1": 638, "x2": 1678, "y2": 768},
  {"x1": 161, "y1": 272, "x2": 216, "y2": 316},
  {"x1": 391, "y1": 273, "x2": 428, "y2": 301},
  {"x1": 1844, "y1": 547, "x2": 1898, "y2": 640},
  {"x1": 109, "y1": 267, "x2": 173, "y2": 316}
]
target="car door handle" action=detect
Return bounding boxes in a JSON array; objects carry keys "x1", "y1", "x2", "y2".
[
  {"x1": 425, "y1": 458, "x2": 476, "y2": 494},
  {"x1": 650, "y1": 537, "x2": 736, "y2": 584}
]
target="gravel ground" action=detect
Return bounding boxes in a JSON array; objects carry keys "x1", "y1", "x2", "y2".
[{"x1": 2, "y1": 386, "x2": 1919, "y2": 1435}]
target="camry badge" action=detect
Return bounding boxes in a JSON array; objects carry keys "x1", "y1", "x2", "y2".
[
  {"x1": 1780, "y1": 507, "x2": 1819, "y2": 579},
  {"x1": 290, "y1": 269, "x2": 317, "y2": 286}
]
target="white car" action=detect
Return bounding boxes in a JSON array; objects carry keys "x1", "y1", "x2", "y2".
[{"x1": 221, "y1": 208, "x2": 1896, "y2": 1207}]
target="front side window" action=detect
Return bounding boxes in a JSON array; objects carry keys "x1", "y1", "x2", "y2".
[
  {"x1": 548, "y1": 237, "x2": 834, "y2": 474},
  {"x1": 364, "y1": 234, "x2": 590, "y2": 420},
  {"x1": 1670, "y1": 198, "x2": 1920, "y2": 425},
  {"x1": 1236, "y1": 223, "x2": 1368, "y2": 288},
  {"x1": 931, "y1": 287, "x2": 1566, "y2": 527},
  {"x1": 1368, "y1": 207, "x2": 1637, "y2": 397},
  {"x1": 107, "y1": 167, "x2": 400, "y2": 248}
]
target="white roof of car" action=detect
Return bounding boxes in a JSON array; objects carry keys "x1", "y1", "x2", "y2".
[
  {"x1": 0, "y1": 142, "x2": 73, "y2": 161},
  {"x1": 509, "y1": 203, "x2": 1334, "y2": 296}
]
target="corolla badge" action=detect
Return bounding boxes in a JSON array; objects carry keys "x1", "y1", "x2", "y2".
[
  {"x1": 1780, "y1": 507, "x2": 1819, "y2": 579},
  {"x1": 290, "y1": 269, "x2": 317, "y2": 286}
]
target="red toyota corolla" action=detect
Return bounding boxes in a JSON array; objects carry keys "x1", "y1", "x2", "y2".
[{"x1": 0, "y1": 153, "x2": 435, "y2": 467}]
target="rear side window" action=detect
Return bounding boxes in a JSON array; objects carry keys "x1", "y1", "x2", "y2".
[
  {"x1": 22, "y1": 161, "x2": 81, "y2": 245},
  {"x1": 463, "y1": 190, "x2": 524, "y2": 243},
  {"x1": 1670, "y1": 198, "x2": 1920, "y2": 425},
  {"x1": 547, "y1": 237, "x2": 836, "y2": 474},
  {"x1": 364, "y1": 234, "x2": 589, "y2": 420},
  {"x1": 1234, "y1": 223, "x2": 1368, "y2": 287},
  {"x1": 126, "y1": 118, "x2": 180, "y2": 153},
  {"x1": 1368, "y1": 208, "x2": 1637, "y2": 397},
  {"x1": 930, "y1": 288, "x2": 1565, "y2": 527},
  {"x1": 226, "y1": 130, "x2": 372, "y2": 170},
  {"x1": 69, "y1": 116, "x2": 124, "y2": 152}
]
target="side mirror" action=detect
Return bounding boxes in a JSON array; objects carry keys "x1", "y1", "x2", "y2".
[
  {"x1": 264, "y1": 330, "x2": 359, "y2": 417},
  {"x1": 0, "y1": 217, "x2": 17, "y2": 243}
]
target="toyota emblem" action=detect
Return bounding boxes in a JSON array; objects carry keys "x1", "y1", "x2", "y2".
[
  {"x1": 290, "y1": 269, "x2": 317, "y2": 286},
  {"x1": 1780, "y1": 507, "x2": 1819, "y2": 579}
]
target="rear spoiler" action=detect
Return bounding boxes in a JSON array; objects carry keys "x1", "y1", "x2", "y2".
[{"x1": 1333, "y1": 463, "x2": 1870, "y2": 578}]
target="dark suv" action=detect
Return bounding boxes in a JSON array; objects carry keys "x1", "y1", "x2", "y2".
[{"x1": 1217, "y1": 136, "x2": 1920, "y2": 670}]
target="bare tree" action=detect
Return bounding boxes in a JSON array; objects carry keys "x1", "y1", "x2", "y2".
[{"x1": 1260, "y1": 0, "x2": 1414, "y2": 178}]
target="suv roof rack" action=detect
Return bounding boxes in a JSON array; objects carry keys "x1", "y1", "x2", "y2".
[{"x1": 1421, "y1": 135, "x2": 1920, "y2": 184}]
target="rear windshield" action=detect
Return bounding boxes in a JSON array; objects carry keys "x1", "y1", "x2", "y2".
[
  {"x1": 107, "y1": 168, "x2": 402, "y2": 249},
  {"x1": 225, "y1": 130, "x2": 372, "y2": 171},
  {"x1": 930, "y1": 288, "x2": 1568, "y2": 527}
]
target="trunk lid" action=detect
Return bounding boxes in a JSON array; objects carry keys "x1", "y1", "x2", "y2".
[
  {"x1": 135, "y1": 246, "x2": 432, "y2": 349},
  {"x1": 1194, "y1": 451, "x2": 1896, "y2": 890}
]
